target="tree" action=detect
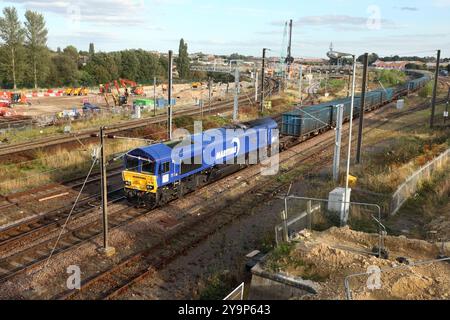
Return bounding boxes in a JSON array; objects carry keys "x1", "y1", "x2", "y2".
[
  {"x1": 0, "y1": 7, "x2": 25, "y2": 89},
  {"x1": 120, "y1": 50, "x2": 139, "y2": 80},
  {"x1": 176, "y1": 38, "x2": 190, "y2": 79},
  {"x1": 48, "y1": 48, "x2": 79, "y2": 86},
  {"x1": 229, "y1": 53, "x2": 246, "y2": 61},
  {"x1": 24, "y1": 10, "x2": 48, "y2": 89},
  {"x1": 357, "y1": 53, "x2": 379, "y2": 65},
  {"x1": 63, "y1": 45, "x2": 78, "y2": 62},
  {"x1": 89, "y1": 43, "x2": 95, "y2": 56}
]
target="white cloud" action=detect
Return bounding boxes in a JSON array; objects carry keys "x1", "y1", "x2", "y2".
[
  {"x1": 433, "y1": 0, "x2": 450, "y2": 7},
  {"x1": 272, "y1": 14, "x2": 397, "y2": 31},
  {"x1": 8, "y1": 0, "x2": 148, "y2": 27}
]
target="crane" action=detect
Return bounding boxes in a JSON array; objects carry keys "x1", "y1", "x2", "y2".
[
  {"x1": 278, "y1": 21, "x2": 288, "y2": 79},
  {"x1": 285, "y1": 19, "x2": 294, "y2": 78}
]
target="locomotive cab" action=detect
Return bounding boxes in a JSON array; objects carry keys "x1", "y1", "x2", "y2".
[{"x1": 122, "y1": 155, "x2": 158, "y2": 194}]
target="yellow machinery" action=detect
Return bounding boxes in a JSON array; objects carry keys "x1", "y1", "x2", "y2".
[
  {"x1": 70, "y1": 87, "x2": 89, "y2": 96},
  {"x1": 191, "y1": 82, "x2": 202, "y2": 89},
  {"x1": 122, "y1": 171, "x2": 158, "y2": 193},
  {"x1": 72, "y1": 88, "x2": 82, "y2": 96},
  {"x1": 64, "y1": 88, "x2": 74, "y2": 96}
]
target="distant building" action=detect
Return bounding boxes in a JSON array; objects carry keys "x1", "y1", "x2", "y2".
[
  {"x1": 78, "y1": 55, "x2": 89, "y2": 67},
  {"x1": 372, "y1": 60, "x2": 415, "y2": 70},
  {"x1": 297, "y1": 58, "x2": 328, "y2": 65}
]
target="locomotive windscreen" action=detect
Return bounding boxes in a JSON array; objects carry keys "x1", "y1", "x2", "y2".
[{"x1": 125, "y1": 156, "x2": 140, "y2": 172}]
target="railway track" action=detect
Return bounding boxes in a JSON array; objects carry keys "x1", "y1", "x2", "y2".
[
  {"x1": 53, "y1": 96, "x2": 434, "y2": 300},
  {"x1": 0, "y1": 187, "x2": 124, "y2": 255},
  {"x1": 0, "y1": 198, "x2": 151, "y2": 282},
  {"x1": 0, "y1": 82, "x2": 438, "y2": 297},
  {"x1": 56, "y1": 128, "x2": 340, "y2": 300},
  {"x1": 0, "y1": 167, "x2": 123, "y2": 211},
  {"x1": 0, "y1": 95, "x2": 252, "y2": 157}
]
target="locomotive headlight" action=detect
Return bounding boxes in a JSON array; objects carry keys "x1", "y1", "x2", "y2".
[
  {"x1": 147, "y1": 185, "x2": 154, "y2": 191},
  {"x1": 125, "y1": 181, "x2": 131, "y2": 186}
]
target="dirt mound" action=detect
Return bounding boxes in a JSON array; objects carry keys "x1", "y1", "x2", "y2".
[{"x1": 282, "y1": 227, "x2": 450, "y2": 300}]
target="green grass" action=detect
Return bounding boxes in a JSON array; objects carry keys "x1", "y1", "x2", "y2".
[
  {"x1": 419, "y1": 82, "x2": 434, "y2": 98},
  {"x1": 320, "y1": 79, "x2": 346, "y2": 93},
  {"x1": 0, "y1": 139, "x2": 144, "y2": 195},
  {"x1": 375, "y1": 69, "x2": 407, "y2": 87},
  {"x1": 264, "y1": 243, "x2": 329, "y2": 282},
  {"x1": 199, "y1": 273, "x2": 239, "y2": 300},
  {"x1": 384, "y1": 170, "x2": 450, "y2": 238}
]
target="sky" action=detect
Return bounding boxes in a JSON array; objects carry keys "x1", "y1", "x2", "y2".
[{"x1": 1, "y1": 0, "x2": 450, "y2": 58}]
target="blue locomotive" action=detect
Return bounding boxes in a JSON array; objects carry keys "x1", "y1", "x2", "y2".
[
  {"x1": 123, "y1": 70, "x2": 431, "y2": 207},
  {"x1": 122, "y1": 118, "x2": 278, "y2": 207}
]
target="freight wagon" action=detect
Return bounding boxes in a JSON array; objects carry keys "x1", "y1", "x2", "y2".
[{"x1": 281, "y1": 70, "x2": 431, "y2": 137}]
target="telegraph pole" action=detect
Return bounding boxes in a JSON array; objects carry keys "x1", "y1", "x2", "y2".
[
  {"x1": 168, "y1": 50, "x2": 173, "y2": 140},
  {"x1": 255, "y1": 71, "x2": 258, "y2": 103},
  {"x1": 430, "y1": 49, "x2": 441, "y2": 128},
  {"x1": 445, "y1": 87, "x2": 450, "y2": 124},
  {"x1": 208, "y1": 77, "x2": 212, "y2": 114},
  {"x1": 233, "y1": 67, "x2": 240, "y2": 121},
  {"x1": 333, "y1": 104, "x2": 344, "y2": 182},
  {"x1": 261, "y1": 48, "x2": 267, "y2": 114},
  {"x1": 299, "y1": 65, "x2": 303, "y2": 106},
  {"x1": 153, "y1": 76, "x2": 157, "y2": 117},
  {"x1": 347, "y1": 73, "x2": 351, "y2": 97},
  {"x1": 356, "y1": 53, "x2": 369, "y2": 164},
  {"x1": 99, "y1": 127, "x2": 115, "y2": 257}
]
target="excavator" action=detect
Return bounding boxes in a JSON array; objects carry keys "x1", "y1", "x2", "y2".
[
  {"x1": 99, "y1": 78, "x2": 144, "y2": 107},
  {"x1": 100, "y1": 81, "x2": 126, "y2": 107},
  {"x1": 119, "y1": 78, "x2": 144, "y2": 96}
]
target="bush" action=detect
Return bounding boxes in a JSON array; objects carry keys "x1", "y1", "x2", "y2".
[
  {"x1": 419, "y1": 82, "x2": 433, "y2": 98},
  {"x1": 376, "y1": 70, "x2": 407, "y2": 87}
]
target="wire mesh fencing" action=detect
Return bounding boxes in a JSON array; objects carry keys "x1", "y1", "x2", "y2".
[
  {"x1": 275, "y1": 196, "x2": 384, "y2": 251},
  {"x1": 390, "y1": 148, "x2": 450, "y2": 216}
]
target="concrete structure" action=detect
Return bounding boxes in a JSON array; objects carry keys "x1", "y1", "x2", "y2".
[
  {"x1": 249, "y1": 261, "x2": 318, "y2": 300},
  {"x1": 328, "y1": 187, "x2": 351, "y2": 223}
]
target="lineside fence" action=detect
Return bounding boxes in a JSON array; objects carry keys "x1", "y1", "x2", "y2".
[
  {"x1": 390, "y1": 148, "x2": 450, "y2": 216},
  {"x1": 276, "y1": 197, "x2": 385, "y2": 256}
]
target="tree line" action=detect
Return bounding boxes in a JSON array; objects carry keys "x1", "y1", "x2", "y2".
[{"x1": 0, "y1": 6, "x2": 206, "y2": 90}]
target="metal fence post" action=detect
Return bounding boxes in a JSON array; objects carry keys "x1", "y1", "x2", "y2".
[
  {"x1": 306, "y1": 200, "x2": 312, "y2": 230},
  {"x1": 281, "y1": 210, "x2": 289, "y2": 242}
]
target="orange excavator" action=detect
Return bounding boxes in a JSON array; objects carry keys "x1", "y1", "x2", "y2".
[{"x1": 119, "y1": 78, "x2": 144, "y2": 96}]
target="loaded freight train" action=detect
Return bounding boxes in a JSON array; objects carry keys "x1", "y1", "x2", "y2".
[
  {"x1": 281, "y1": 70, "x2": 431, "y2": 139},
  {"x1": 122, "y1": 70, "x2": 431, "y2": 207}
]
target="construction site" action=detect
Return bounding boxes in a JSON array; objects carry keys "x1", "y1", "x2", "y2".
[{"x1": 0, "y1": 2, "x2": 449, "y2": 311}]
